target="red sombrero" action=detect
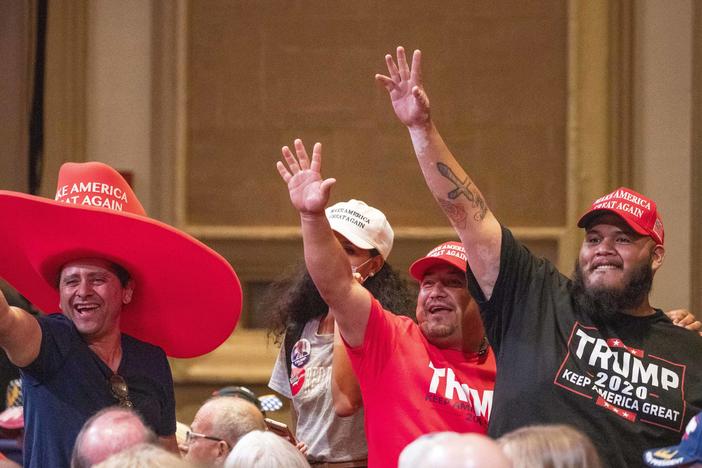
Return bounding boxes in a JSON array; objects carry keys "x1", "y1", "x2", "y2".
[{"x1": 0, "y1": 162, "x2": 242, "y2": 358}]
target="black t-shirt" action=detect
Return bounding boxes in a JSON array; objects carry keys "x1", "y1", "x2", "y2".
[
  {"x1": 21, "y1": 314, "x2": 176, "y2": 468},
  {"x1": 467, "y1": 226, "x2": 702, "y2": 468}
]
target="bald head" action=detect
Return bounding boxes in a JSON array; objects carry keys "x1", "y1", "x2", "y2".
[
  {"x1": 184, "y1": 396, "x2": 267, "y2": 467},
  {"x1": 71, "y1": 407, "x2": 156, "y2": 468},
  {"x1": 205, "y1": 396, "x2": 266, "y2": 445},
  {"x1": 399, "y1": 432, "x2": 511, "y2": 468}
]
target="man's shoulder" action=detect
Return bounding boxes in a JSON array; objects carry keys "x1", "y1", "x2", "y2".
[
  {"x1": 642, "y1": 312, "x2": 702, "y2": 354},
  {"x1": 36, "y1": 312, "x2": 79, "y2": 337},
  {"x1": 495, "y1": 225, "x2": 571, "y2": 289},
  {"x1": 122, "y1": 333, "x2": 166, "y2": 357},
  {"x1": 376, "y1": 303, "x2": 418, "y2": 333},
  {"x1": 371, "y1": 296, "x2": 416, "y2": 323},
  {"x1": 37, "y1": 312, "x2": 70, "y2": 325},
  {"x1": 654, "y1": 319, "x2": 702, "y2": 344}
]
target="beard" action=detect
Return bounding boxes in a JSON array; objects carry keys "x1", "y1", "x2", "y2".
[
  {"x1": 571, "y1": 256, "x2": 654, "y2": 324},
  {"x1": 420, "y1": 321, "x2": 456, "y2": 339}
]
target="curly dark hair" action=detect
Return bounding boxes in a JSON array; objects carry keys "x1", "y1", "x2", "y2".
[{"x1": 262, "y1": 255, "x2": 417, "y2": 360}]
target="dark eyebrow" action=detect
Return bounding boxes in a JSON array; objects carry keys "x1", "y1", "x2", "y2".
[
  {"x1": 87, "y1": 272, "x2": 111, "y2": 279},
  {"x1": 60, "y1": 271, "x2": 113, "y2": 283}
]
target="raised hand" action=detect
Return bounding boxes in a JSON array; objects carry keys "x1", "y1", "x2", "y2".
[
  {"x1": 375, "y1": 46, "x2": 430, "y2": 128},
  {"x1": 276, "y1": 139, "x2": 336, "y2": 215}
]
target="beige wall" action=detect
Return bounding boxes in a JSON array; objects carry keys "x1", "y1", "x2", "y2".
[
  {"x1": 86, "y1": 0, "x2": 154, "y2": 211},
  {"x1": 34, "y1": 0, "x2": 701, "y2": 421},
  {"x1": 632, "y1": 0, "x2": 693, "y2": 311},
  {"x1": 0, "y1": 1, "x2": 32, "y2": 192}
]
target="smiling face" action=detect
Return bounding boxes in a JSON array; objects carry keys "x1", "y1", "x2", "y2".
[
  {"x1": 576, "y1": 213, "x2": 664, "y2": 314},
  {"x1": 58, "y1": 258, "x2": 133, "y2": 341},
  {"x1": 416, "y1": 264, "x2": 479, "y2": 349},
  {"x1": 578, "y1": 214, "x2": 662, "y2": 291}
]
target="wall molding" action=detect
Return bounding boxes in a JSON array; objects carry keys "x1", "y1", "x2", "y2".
[{"x1": 186, "y1": 225, "x2": 566, "y2": 242}]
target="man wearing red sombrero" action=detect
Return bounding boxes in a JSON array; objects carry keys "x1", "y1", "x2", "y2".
[
  {"x1": 377, "y1": 46, "x2": 702, "y2": 467},
  {"x1": 0, "y1": 162, "x2": 242, "y2": 468}
]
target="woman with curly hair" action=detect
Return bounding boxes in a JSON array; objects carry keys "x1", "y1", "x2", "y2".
[{"x1": 265, "y1": 199, "x2": 414, "y2": 467}]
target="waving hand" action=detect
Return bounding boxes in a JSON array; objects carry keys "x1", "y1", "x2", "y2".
[
  {"x1": 375, "y1": 46, "x2": 430, "y2": 128},
  {"x1": 277, "y1": 139, "x2": 336, "y2": 215}
]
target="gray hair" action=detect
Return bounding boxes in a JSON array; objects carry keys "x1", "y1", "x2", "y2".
[
  {"x1": 224, "y1": 431, "x2": 309, "y2": 468},
  {"x1": 498, "y1": 424, "x2": 602, "y2": 468},
  {"x1": 93, "y1": 443, "x2": 192, "y2": 468},
  {"x1": 206, "y1": 396, "x2": 267, "y2": 447}
]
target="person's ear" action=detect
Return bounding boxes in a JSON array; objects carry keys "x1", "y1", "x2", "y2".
[
  {"x1": 651, "y1": 244, "x2": 665, "y2": 273},
  {"x1": 217, "y1": 440, "x2": 229, "y2": 458},
  {"x1": 122, "y1": 279, "x2": 135, "y2": 304},
  {"x1": 369, "y1": 256, "x2": 385, "y2": 277}
]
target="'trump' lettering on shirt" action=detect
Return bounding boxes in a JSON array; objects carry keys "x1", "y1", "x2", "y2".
[
  {"x1": 555, "y1": 323, "x2": 686, "y2": 431},
  {"x1": 426, "y1": 361, "x2": 493, "y2": 425}
]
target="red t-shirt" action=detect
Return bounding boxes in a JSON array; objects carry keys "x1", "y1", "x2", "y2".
[{"x1": 345, "y1": 297, "x2": 496, "y2": 467}]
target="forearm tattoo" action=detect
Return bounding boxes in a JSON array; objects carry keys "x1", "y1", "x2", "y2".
[
  {"x1": 436, "y1": 162, "x2": 488, "y2": 221},
  {"x1": 438, "y1": 198, "x2": 467, "y2": 229}
]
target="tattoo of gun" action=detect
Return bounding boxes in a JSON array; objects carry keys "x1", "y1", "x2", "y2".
[{"x1": 437, "y1": 162, "x2": 488, "y2": 221}]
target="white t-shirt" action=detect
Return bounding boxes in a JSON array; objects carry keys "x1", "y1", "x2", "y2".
[{"x1": 269, "y1": 317, "x2": 368, "y2": 463}]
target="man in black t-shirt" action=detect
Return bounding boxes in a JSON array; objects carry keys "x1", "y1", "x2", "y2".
[{"x1": 376, "y1": 45, "x2": 702, "y2": 467}]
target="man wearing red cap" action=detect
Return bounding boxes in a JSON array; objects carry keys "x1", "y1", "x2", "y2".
[
  {"x1": 377, "y1": 46, "x2": 702, "y2": 467},
  {"x1": 276, "y1": 139, "x2": 496, "y2": 468},
  {"x1": 0, "y1": 162, "x2": 242, "y2": 468}
]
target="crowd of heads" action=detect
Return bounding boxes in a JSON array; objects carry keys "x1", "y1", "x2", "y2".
[{"x1": 81, "y1": 387, "x2": 311, "y2": 468}]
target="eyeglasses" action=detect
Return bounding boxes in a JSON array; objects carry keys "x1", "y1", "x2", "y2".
[
  {"x1": 185, "y1": 431, "x2": 228, "y2": 446},
  {"x1": 109, "y1": 374, "x2": 133, "y2": 408}
]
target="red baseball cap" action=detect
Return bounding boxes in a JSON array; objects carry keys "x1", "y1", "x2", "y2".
[
  {"x1": 409, "y1": 241, "x2": 467, "y2": 281},
  {"x1": 577, "y1": 187, "x2": 664, "y2": 245}
]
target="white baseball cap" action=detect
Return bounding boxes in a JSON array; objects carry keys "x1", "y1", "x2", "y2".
[{"x1": 325, "y1": 199, "x2": 394, "y2": 260}]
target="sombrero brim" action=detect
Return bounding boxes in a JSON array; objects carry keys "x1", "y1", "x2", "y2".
[{"x1": 0, "y1": 191, "x2": 242, "y2": 358}]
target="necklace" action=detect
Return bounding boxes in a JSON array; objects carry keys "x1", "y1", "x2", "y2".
[{"x1": 477, "y1": 336, "x2": 489, "y2": 357}]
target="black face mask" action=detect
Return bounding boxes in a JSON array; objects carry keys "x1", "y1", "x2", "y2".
[{"x1": 571, "y1": 256, "x2": 654, "y2": 323}]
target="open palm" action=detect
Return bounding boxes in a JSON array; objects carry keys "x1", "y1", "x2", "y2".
[
  {"x1": 277, "y1": 139, "x2": 335, "y2": 214},
  {"x1": 375, "y1": 46, "x2": 430, "y2": 127}
]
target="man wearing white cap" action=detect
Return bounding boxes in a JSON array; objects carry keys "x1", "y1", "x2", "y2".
[
  {"x1": 0, "y1": 162, "x2": 242, "y2": 468},
  {"x1": 376, "y1": 46, "x2": 702, "y2": 467},
  {"x1": 276, "y1": 139, "x2": 495, "y2": 467}
]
